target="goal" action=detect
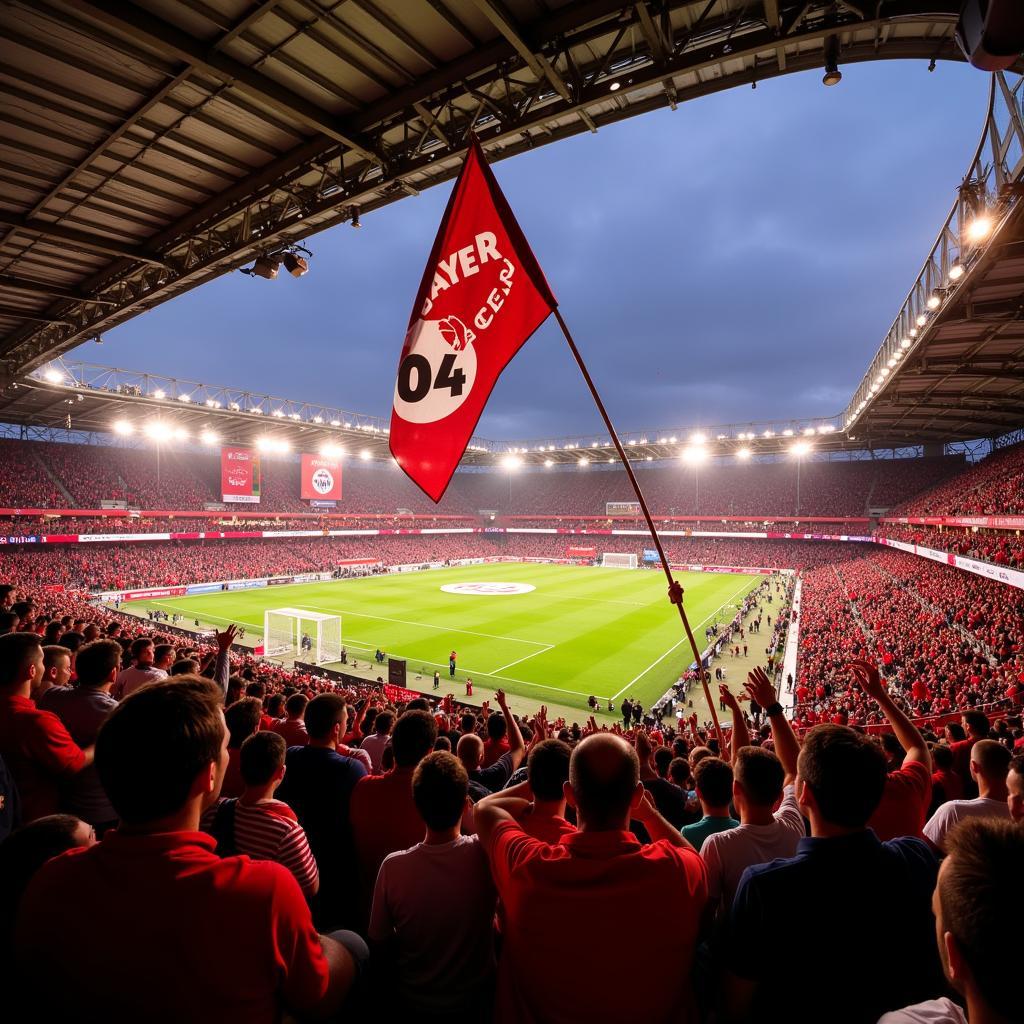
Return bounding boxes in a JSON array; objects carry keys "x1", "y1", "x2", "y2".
[
  {"x1": 263, "y1": 608, "x2": 342, "y2": 665},
  {"x1": 601, "y1": 552, "x2": 638, "y2": 569}
]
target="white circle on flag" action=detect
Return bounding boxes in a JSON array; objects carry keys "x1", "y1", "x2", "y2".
[
  {"x1": 440, "y1": 582, "x2": 536, "y2": 596},
  {"x1": 393, "y1": 318, "x2": 478, "y2": 424},
  {"x1": 311, "y1": 468, "x2": 335, "y2": 495}
]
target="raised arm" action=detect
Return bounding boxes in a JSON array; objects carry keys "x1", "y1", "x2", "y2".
[
  {"x1": 719, "y1": 685, "x2": 748, "y2": 764},
  {"x1": 495, "y1": 689, "x2": 525, "y2": 770},
  {"x1": 635, "y1": 789, "x2": 695, "y2": 851},
  {"x1": 849, "y1": 660, "x2": 931, "y2": 772},
  {"x1": 212, "y1": 624, "x2": 237, "y2": 699},
  {"x1": 745, "y1": 667, "x2": 799, "y2": 786}
]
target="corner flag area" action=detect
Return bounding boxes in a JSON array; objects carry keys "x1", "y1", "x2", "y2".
[{"x1": 125, "y1": 563, "x2": 763, "y2": 716}]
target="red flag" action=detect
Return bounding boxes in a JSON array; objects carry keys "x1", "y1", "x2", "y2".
[{"x1": 389, "y1": 136, "x2": 556, "y2": 502}]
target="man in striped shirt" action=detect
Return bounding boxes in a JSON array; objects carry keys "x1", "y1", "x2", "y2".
[{"x1": 203, "y1": 730, "x2": 319, "y2": 901}]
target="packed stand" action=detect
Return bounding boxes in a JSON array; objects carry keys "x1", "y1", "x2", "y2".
[
  {"x1": 895, "y1": 439, "x2": 1024, "y2": 517},
  {"x1": 1, "y1": 567, "x2": 1021, "y2": 1023}
]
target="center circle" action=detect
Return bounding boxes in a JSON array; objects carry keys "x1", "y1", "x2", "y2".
[{"x1": 440, "y1": 582, "x2": 536, "y2": 596}]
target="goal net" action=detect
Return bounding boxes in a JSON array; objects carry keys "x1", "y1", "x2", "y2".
[
  {"x1": 263, "y1": 608, "x2": 342, "y2": 665},
  {"x1": 601, "y1": 552, "x2": 638, "y2": 569}
]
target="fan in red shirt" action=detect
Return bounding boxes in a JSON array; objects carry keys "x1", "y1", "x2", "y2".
[
  {"x1": 476, "y1": 733, "x2": 707, "y2": 1024},
  {"x1": 351, "y1": 709, "x2": 438, "y2": 925},
  {"x1": 843, "y1": 661, "x2": 933, "y2": 841},
  {"x1": 0, "y1": 632, "x2": 90, "y2": 823},
  {"x1": 15, "y1": 677, "x2": 361, "y2": 1023}
]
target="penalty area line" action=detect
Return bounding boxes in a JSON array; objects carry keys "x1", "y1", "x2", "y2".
[
  {"x1": 488, "y1": 643, "x2": 554, "y2": 676},
  {"x1": 610, "y1": 577, "x2": 759, "y2": 701}
]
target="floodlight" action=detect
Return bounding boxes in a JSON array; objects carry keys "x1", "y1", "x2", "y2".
[
  {"x1": 250, "y1": 408, "x2": 263, "y2": 415},
  {"x1": 803, "y1": 427, "x2": 816, "y2": 436},
  {"x1": 152, "y1": 389, "x2": 166, "y2": 399},
  {"x1": 282, "y1": 252, "x2": 309, "y2": 277},
  {"x1": 736, "y1": 447, "x2": 752, "y2": 460},
  {"x1": 272, "y1": 409, "x2": 285, "y2": 418},
  {"x1": 330, "y1": 420, "x2": 341, "y2": 426},
  {"x1": 909, "y1": 328, "x2": 918, "y2": 338},
  {"x1": 901, "y1": 337, "x2": 912, "y2": 348},
  {"x1": 501, "y1": 455, "x2": 523, "y2": 470},
  {"x1": 44, "y1": 368, "x2": 62, "y2": 384},
  {"x1": 916, "y1": 314, "x2": 927, "y2": 327},
  {"x1": 690, "y1": 432, "x2": 706, "y2": 444},
  {"x1": 926, "y1": 293, "x2": 941, "y2": 310},
  {"x1": 869, "y1": 384, "x2": 879, "y2": 393},
  {"x1": 359, "y1": 449, "x2": 371, "y2": 461},
  {"x1": 783, "y1": 429, "x2": 794, "y2": 437},
  {"x1": 791, "y1": 441, "x2": 812, "y2": 457},
  {"x1": 248, "y1": 256, "x2": 280, "y2": 280},
  {"x1": 112, "y1": 420, "x2": 133, "y2": 436},
  {"x1": 609, "y1": 81, "x2": 621, "y2": 92},
  {"x1": 312, "y1": 416, "x2": 323, "y2": 424},
  {"x1": 172, "y1": 427, "x2": 189, "y2": 442},
  {"x1": 319, "y1": 443, "x2": 343, "y2": 457},
  {"x1": 763, "y1": 430, "x2": 774, "y2": 438},
  {"x1": 143, "y1": 421, "x2": 172, "y2": 442},
  {"x1": 681, "y1": 446, "x2": 708, "y2": 466},
  {"x1": 578, "y1": 457, "x2": 590, "y2": 467},
  {"x1": 177, "y1": 394, "x2": 191, "y2": 403},
  {"x1": 965, "y1": 215, "x2": 992, "y2": 243},
  {"x1": 205, "y1": 399, "x2": 221, "y2": 409},
  {"x1": 822, "y1": 36, "x2": 842, "y2": 86},
  {"x1": 881, "y1": 367, "x2": 890, "y2": 378},
  {"x1": 887, "y1": 357, "x2": 897, "y2": 368},
  {"x1": 544, "y1": 459, "x2": 553, "y2": 468},
  {"x1": 199, "y1": 429, "x2": 219, "y2": 445},
  {"x1": 948, "y1": 263, "x2": 964, "y2": 281}
]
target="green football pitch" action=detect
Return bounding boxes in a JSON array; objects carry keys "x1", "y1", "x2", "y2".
[{"x1": 127, "y1": 563, "x2": 763, "y2": 716}]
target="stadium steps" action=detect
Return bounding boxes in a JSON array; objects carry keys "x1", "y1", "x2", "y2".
[
  {"x1": 34, "y1": 451, "x2": 76, "y2": 505},
  {"x1": 871, "y1": 561, "x2": 999, "y2": 665}
]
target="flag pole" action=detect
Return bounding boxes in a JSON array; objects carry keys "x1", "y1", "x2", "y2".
[{"x1": 552, "y1": 307, "x2": 723, "y2": 740}]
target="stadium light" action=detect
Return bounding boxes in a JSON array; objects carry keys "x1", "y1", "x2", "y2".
[
  {"x1": 948, "y1": 263, "x2": 965, "y2": 281},
  {"x1": 44, "y1": 368, "x2": 63, "y2": 384},
  {"x1": 199, "y1": 429, "x2": 219, "y2": 446},
  {"x1": 791, "y1": 440, "x2": 812, "y2": 457},
  {"x1": 901, "y1": 337, "x2": 912, "y2": 348},
  {"x1": 869, "y1": 384, "x2": 879, "y2": 394},
  {"x1": 172, "y1": 427, "x2": 189, "y2": 442},
  {"x1": 578, "y1": 457, "x2": 590, "y2": 467},
  {"x1": 544, "y1": 459, "x2": 553, "y2": 468},
  {"x1": 143, "y1": 421, "x2": 173, "y2": 442},
  {"x1": 690, "y1": 432, "x2": 706, "y2": 444},
  {"x1": 965, "y1": 214, "x2": 993, "y2": 243},
  {"x1": 881, "y1": 367, "x2": 890, "y2": 378},
  {"x1": 609, "y1": 81, "x2": 621, "y2": 92},
  {"x1": 501, "y1": 455, "x2": 523, "y2": 471},
  {"x1": 312, "y1": 416, "x2": 323, "y2": 424},
  {"x1": 272, "y1": 409, "x2": 285, "y2": 418},
  {"x1": 330, "y1": 420, "x2": 341, "y2": 427},
  {"x1": 736, "y1": 447, "x2": 752, "y2": 460},
  {"x1": 926, "y1": 293, "x2": 941, "y2": 310},
  {"x1": 783, "y1": 429, "x2": 794, "y2": 437},
  {"x1": 909, "y1": 328, "x2": 918, "y2": 338},
  {"x1": 177, "y1": 393, "x2": 191, "y2": 403},
  {"x1": 359, "y1": 449, "x2": 371, "y2": 461},
  {"x1": 319, "y1": 443, "x2": 343, "y2": 457},
  {"x1": 887, "y1": 357, "x2": 897, "y2": 367},
  {"x1": 916, "y1": 314, "x2": 927, "y2": 327},
  {"x1": 256, "y1": 436, "x2": 289, "y2": 454},
  {"x1": 803, "y1": 427, "x2": 816, "y2": 436},
  {"x1": 681, "y1": 446, "x2": 708, "y2": 466},
  {"x1": 112, "y1": 419, "x2": 134, "y2": 436},
  {"x1": 250, "y1": 407, "x2": 263, "y2": 415},
  {"x1": 152, "y1": 389, "x2": 166, "y2": 400}
]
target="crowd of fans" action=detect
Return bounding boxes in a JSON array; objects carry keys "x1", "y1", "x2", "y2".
[
  {"x1": 793, "y1": 548, "x2": 1024, "y2": 732},
  {"x1": 0, "y1": 438, "x2": 963, "y2": 517},
  {"x1": 895, "y1": 439, "x2": 1024, "y2": 517},
  {"x1": 1, "y1": 569, "x2": 1021, "y2": 1022},
  {"x1": 878, "y1": 524, "x2": 1024, "y2": 570}
]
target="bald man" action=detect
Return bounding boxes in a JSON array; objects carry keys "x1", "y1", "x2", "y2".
[
  {"x1": 475, "y1": 734, "x2": 708, "y2": 1023},
  {"x1": 923, "y1": 739, "x2": 1011, "y2": 851}
]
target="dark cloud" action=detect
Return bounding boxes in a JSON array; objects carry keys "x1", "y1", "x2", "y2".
[{"x1": 96, "y1": 62, "x2": 989, "y2": 439}]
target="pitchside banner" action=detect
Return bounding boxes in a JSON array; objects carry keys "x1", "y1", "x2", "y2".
[
  {"x1": 221, "y1": 446, "x2": 261, "y2": 504},
  {"x1": 301, "y1": 454, "x2": 343, "y2": 501},
  {"x1": 390, "y1": 135, "x2": 557, "y2": 502}
]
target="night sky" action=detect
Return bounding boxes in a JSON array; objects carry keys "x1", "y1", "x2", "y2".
[{"x1": 91, "y1": 61, "x2": 990, "y2": 442}]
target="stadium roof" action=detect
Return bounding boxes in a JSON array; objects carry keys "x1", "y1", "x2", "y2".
[{"x1": 0, "y1": 0, "x2": 975, "y2": 382}]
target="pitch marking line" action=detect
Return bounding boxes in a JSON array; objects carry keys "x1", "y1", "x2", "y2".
[
  {"x1": 610, "y1": 577, "x2": 759, "y2": 701},
  {"x1": 487, "y1": 644, "x2": 554, "y2": 675},
  {"x1": 294, "y1": 604, "x2": 551, "y2": 648}
]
